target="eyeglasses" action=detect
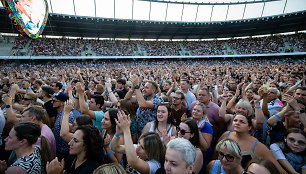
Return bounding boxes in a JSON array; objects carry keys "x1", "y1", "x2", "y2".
[
  {"x1": 177, "y1": 127, "x2": 191, "y2": 136},
  {"x1": 23, "y1": 98, "x2": 33, "y2": 101},
  {"x1": 218, "y1": 151, "x2": 235, "y2": 162},
  {"x1": 52, "y1": 100, "x2": 60, "y2": 103},
  {"x1": 287, "y1": 137, "x2": 306, "y2": 146},
  {"x1": 193, "y1": 108, "x2": 202, "y2": 113}
]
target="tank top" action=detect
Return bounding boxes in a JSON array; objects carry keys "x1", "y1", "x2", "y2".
[
  {"x1": 226, "y1": 132, "x2": 259, "y2": 168},
  {"x1": 149, "y1": 121, "x2": 173, "y2": 141}
]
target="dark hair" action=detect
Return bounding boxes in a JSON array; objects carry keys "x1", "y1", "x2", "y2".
[
  {"x1": 76, "y1": 125, "x2": 106, "y2": 163},
  {"x1": 107, "y1": 109, "x2": 119, "y2": 134},
  {"x1": 181, "y1": 119, "x2": 200, "y2": 148},
  {"x1": 174, "y1": 91, "x2": 185, "y2": 100},
  {"x1": 76, "y1": 115, "x2": 93, "y2": 126},
  {"x1": 55, "y1": 82, "x2": 63, "y2": 90},
  {"x1": 119, "y1": 99, "x2": 136, "y2": 119},
  {"x1": 245, "y1": 157, "x2": 280, "y2": 174},
  {"x1": 117, "y1": 78, "x2": 126, "y2": 85},
  {"x1": 154, "y1": 102, "x2": 173, "y2": 131},
  {"x1": 34, "y1": 79, "x2": 43, "y2": 86},
  {"x1": 91, "y1": 94, "x2": 105, "y2": 109},
  {"x1": 14, "y1": 122, "x2": 52, "y2": 168},
  {"x1": 139, "y1": 132, "x2": 165, "y2": 165},
  {"x1": 235, "y1": 114, "x2": 252, "y2": 127}
]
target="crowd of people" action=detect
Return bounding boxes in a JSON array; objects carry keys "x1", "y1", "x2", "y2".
[
  {"x1": 9, "y1": 33, "x2": 305, "y2": 57},
  {"x1": 0, "y1": 57, "x2": 305, "y2": 174}
]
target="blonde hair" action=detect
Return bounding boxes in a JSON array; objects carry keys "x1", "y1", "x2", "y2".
[
  {"x1": 194, "y1": 102, "x2": 211, "y2": 125},
  {"x1": 216, "y1": 139, "x2": 242, "y2": 159},
  {"x1": 235, "y1": 100, "x2": 253, "y2": 116},
  {"x1": 93, "y1": 163, "x2": 126, "y2": 174}
]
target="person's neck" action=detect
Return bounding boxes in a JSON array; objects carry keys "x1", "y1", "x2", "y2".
[
  {"x1": 172, "y1": 104, "x2": 181, "y2": 110},
  {"x1": 234, "y1": 131, "x2": 250, "y2": 139},
  {"x1": 57, "y1": 106, "x2": 64, "y2": 112},
  {"x1": 76, "y1": 152, "x2": 87, "y2": 168},
  {"x1": 15, "y1": 145, "x2": 35, "y2": 159},
  {"x1": 202, "y1": 100, "x2": 209, "y2": 106},
  {"x1": 158, "y1": 120, "x2": 168, "y2": 128},
  {"x1": 224, "y1": 165, "x2": 243, "y2": 174},
  {"x1": 106, "y1": 128, "x2": 114, "y2": 136},
  {"x1": 193, "y1": 117, "x2": 204, "y2": 124},
  {"x1": 146, "y1": 94, "x2": 154, "y2": 100}
]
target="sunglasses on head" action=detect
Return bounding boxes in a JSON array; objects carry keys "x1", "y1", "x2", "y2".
[
  {"x1": 287, "y1": 137, "x2": 306, "y2": 146},
  {"x1": 218, "y1": 151, "x2": 235, "y2": 162},
  {"x1": 177, "y1": 127, "x2": 190, "y2": 136}
]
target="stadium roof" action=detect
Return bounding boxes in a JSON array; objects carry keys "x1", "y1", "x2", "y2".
[{"x1": 0, "y1": 0, "x2": 306, "y2": 39}]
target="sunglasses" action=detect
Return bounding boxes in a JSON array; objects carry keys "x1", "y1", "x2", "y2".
[
  {"x1": 193, "y1": 108, "x2": 202, "y2": 113},
  {"x1": 177, "y1": 127, "x2": 190, "y2": 136},
  {"x1": 218, "y1": 151, "x2": 235, "y2": 162},
  {"x1": 23, "y1": 98, "x2": 33, "y2": 101},
  {"x1": 287, "y1": 137, "x2": 306, "y2": 146}
]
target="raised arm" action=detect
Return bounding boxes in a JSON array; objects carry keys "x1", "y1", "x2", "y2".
[
  {"x1": 60, "y1": 100, "x2": 74, "y2": 143},
  {"x1": 219, "y1": 95, "x2": 231, "y2": 123},
  {"x1": 115, "y1": 110, "x2": 151, "y2": 174},
  {"x1": 252, "y1": 94, "x2": 265, "y2": 130},
  {"x1": 2, "y1": 94, "x2": 19, "y2": 124},
  {"x1": 75, "y1": 83, "x2": 96, "y2": 120}
]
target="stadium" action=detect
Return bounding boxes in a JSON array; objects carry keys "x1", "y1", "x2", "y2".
[{"x1": 0, "y1": 0, "x2": 305, "y2": 174}]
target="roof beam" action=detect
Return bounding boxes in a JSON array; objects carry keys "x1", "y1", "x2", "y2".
[{"x1": 140, "y1": 0, "x2": 280, "y2": 6}]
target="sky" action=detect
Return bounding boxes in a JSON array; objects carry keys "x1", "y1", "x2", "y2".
[{"x1": 1, "y1": 0, "x2": 304, "y2": 22}]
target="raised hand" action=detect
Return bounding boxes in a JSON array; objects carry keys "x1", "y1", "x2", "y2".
[
  {"x1": 64, "y1": 99, "x2": 74, "y2": 114},
  {"x1": 115, "y1": 110, "x2": 131, "y2": 133}
]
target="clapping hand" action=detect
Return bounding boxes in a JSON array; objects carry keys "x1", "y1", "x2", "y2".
[
  {"x1": 46, "y1": 157, "x2": 65, "y2": 174},
  {"x1": 115, "y1": 110, "x2": 131, "y2": 133}
]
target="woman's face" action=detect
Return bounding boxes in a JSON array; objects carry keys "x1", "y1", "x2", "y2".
[
  {"x1": 192, "y1": 105, "x2": 204, "y2": 120},
  {"x1": 164, "y1": 149, "x2": 193, "y2": 174},
  {"x1": 286, "y1": 133, "x2": 306, "y2": 153},
  {"x1": 287, "y1": 113, "x2": 301, "y2": 128},
  {"x1": 235, "y1": 105, "x2": 249, "y2": 116},
  {"x1": 136, "y1": 139, "x2": 147, "y2": 160},
  {"x1": 101, "y1": 112, "x2": 112, "y2": 129},
  {"x1": 218, "y1": 148, "x2": 241, "y2": 171},
  {"x1": 247, "y1": 163, "x2": 271, "y2": 174},
  {"x1": 68, "y1": 130, "x2": 86, "y2": 155},
  {"x1": 157, "y1": 106, "x2": 169, "y2": 122},
  {"x1": 245, "y1": 89, "x2": 254, "y2": 99},
  {"x1": 232, "y1": 115, "x2": 251, "y2": 133},
  {"x1": 177, "y1": 123, "x2": 193, "y2": 140}
]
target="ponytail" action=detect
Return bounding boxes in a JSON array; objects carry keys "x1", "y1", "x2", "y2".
[{"x1": 40, "y1": 136, "x2": 53, "y2": 167}]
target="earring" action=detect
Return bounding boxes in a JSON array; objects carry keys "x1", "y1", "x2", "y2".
[{"x1": 284, "y1": 139, "x2": 287, "y2": 143}]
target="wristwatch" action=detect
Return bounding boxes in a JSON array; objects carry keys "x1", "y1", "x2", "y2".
[
  {"x1": 135, "y1": 85, "x2": 140, "y2": 89},
  {"x1": 6, "y1": 105, "x2": 11, "y2": 108}
]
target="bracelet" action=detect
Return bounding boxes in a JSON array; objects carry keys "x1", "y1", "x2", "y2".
[
  {"x1": 251, "y1": 81, "x2": 255, "y2": 83},
  {"x1": 107, "y1": 151, "x2": 113, "y2": 157},
  {"x1": 274, "y1": 114, "x2": 281, "y2": 119},
  {"x1": 233, "y1": 96, "x2": 236, "y2": 99},
  {"x1": 175, "y1": 87, "x2": 178, "y2": 90},
  {"x1": 254, "y1": 106, "x2": 261, "y2": 109},
  {"x1": 114, "y1": 133, "x2": 120, "y2": 137}
]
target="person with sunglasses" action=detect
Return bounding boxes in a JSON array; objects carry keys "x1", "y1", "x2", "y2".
[
  {"x1": 270, "y1": 128, "x2": 306, "y2": 174},
  {"x1": 207, "y1": 139, "x2": 244, "y2": 174},
  {"x1": 177, "y1": 119, "x2": 203, "y2": 174}
]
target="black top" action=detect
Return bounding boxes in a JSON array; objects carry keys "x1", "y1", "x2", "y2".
[
  {"x1": 64, "y1": 155, "x2": 101, "y2": 174},
  {"x1": 44, "y1": 100, "x2": 57, "y2": 118}
]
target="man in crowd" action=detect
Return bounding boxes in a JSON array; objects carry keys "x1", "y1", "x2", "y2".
[
  {"x1": 170, "y1": 91, "x2": 187, "y2": 126},
  {"x1": 131, "y1": 75, "x2": 163, "y2": 136}
]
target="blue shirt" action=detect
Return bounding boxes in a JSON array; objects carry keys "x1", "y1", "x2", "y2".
[
  {"x1": 93, "y1": 110, "x2": 104, "y2": 133},
  {"x1": 136, "y1": 94, "x2": 163, "y2": 135},
  {"x1": 53, "y1": 109, "x2": 80, "y2": 153}
]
